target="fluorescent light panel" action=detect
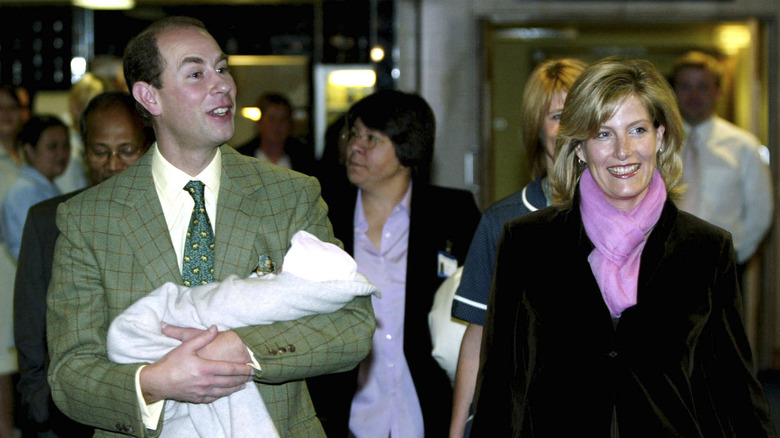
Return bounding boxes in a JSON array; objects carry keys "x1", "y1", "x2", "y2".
[
  {"x1": 328, "y1": 70, "x2": 376, "y2": 87},
  {"x1": 72, "y1": 0, "x2": 135, "y2": 10}
]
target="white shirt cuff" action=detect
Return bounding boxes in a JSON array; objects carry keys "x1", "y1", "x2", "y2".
[
  {"x1": 135, "y1": 365, "x2": 164, "y2": 430},
  {"x1": 247, "y1": 346, "x2": 261, "y2": 372}
]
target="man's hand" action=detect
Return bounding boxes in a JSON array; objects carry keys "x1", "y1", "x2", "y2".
[
  {"x1": 139, "y1": 325, "x2": 253, "y2": 405},
  {"x1": 161, "y1": 323, "x2": 252, "y2": 364}
]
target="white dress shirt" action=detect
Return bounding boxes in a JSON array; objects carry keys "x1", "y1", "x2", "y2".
[{"x1": 676, "y1": 116, "x2": 773, "y2": 263}]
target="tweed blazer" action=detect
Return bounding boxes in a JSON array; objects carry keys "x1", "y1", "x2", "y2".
[
  {"x1": 470, "y1": 194, "x2": 774, "y2": 437},
  {"x1": 46, "y1": 145, "x2": 375, "y2": 438},
  {"x1": 309, "y1": 181, "x2": 480, "y2": 437}
]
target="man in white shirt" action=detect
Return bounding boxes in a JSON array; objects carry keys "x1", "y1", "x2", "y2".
[
  {"x1": 46, "y1": 16, "x2": 374, "y2": 438},
  {"x1": 672, "y1": 50, "x2": 773, "y2": 266}
]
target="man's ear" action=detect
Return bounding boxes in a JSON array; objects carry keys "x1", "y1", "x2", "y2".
[{"x1": 132, "y1": 81, "x2": 162, "y2": 116}]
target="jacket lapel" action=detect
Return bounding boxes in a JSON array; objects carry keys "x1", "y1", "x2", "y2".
[
  {"x1": 212, "y1": 147, "x2": 264, "y2": 279},
  {"x1": 116, "y1": 153, "x2": 181, "y2": 287},
  {"x1": 636, "y1": 200, "x2": 677, "y2": 296}
]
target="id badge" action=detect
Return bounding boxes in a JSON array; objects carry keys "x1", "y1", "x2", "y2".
[{"x1": 438, "y1": 250, "x2": 458, "y2": 278}]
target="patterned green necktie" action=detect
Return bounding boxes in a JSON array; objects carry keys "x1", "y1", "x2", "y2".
[{"x1": 182, "y1": 180, "x2": 214, "y2": 286}]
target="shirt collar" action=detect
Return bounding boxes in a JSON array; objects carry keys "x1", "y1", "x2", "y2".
[
  {"x1": 151, "y1": 142, "x2": 222, "y2": 205},
  {"x1": 22, "y1": 164, "x2": 58, "y2": 189},
  {"x1": 683, "y1": 114, "x2": 716, "y2": 137},
  {"x1": 354, "y1": 181, "x2": 413, "y2": 232}
]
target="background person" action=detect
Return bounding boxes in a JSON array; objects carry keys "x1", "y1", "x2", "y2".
[
  {"x1": 470, "y1": 57, "x2": 773, "y2": 436},
  {"x1": 316, "y1": 115, "x2": 351, "y2": 209},
  {"x1": 0, "y1": 85, "x2": 23, "y2": 438},
  {"x1": 672, "y1": 50, "x2": 773, "y2": 269},
  {"x1": 14, "y1": 91, "x2": 151, "y2": 438},
  {"x1": 1, "y1": 116, "x2": 70, "y2": 261},
  {"x1": 448, "y1": 57, "x2": 586, "y2": 438},
  {"x1": 0, "y1": 115, "x2": 69, "y2": 438},
  {"x1": 236, "y1": 92, "x2": 317, "y2": 175},
  {"x1": 308, "y1": 90, "x2": 480, "y2": 437},
  {"x1": 54, "y1": 72, "x2": 107, "y2": 194},
  {"x1": 0, "y1": 86, "x2": 24, "y2": 166}
]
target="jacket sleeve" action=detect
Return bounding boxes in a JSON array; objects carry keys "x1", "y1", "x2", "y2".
[
  {"x1": 469, "y1": 222, "x2": 528, "y2": 437},
  {"x1": 734, "y1": 142, "x2": 773, "y2": 263},
  {"x1": 234, "y1": 175, "x2": 376, "y2": 383},
  {"x1": 15, "y1": 207, "x2": 52, "y2": 427},
  {"x1": 702, "y1": 234, "x2": 774, "y2": 436}
]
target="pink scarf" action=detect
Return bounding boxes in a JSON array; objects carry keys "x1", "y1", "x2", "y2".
[{"x1": 579, "y1": 168, "x2": 666, "y2": 318}]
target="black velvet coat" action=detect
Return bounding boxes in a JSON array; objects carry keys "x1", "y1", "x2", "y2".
[
  {"x1": 470, "y1": 194, "x2": 774, "y2": 437},
  {"x1": 308, "y1": 181, "x2": 480, "y2": 437}
]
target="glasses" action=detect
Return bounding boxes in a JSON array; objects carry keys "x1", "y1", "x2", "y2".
[
  {"x1": 342, "y1": 128, "x2": 391, "y2": 150},
  {"x1": 87, "y1": 147, "x2": 142, "y2": 165}
]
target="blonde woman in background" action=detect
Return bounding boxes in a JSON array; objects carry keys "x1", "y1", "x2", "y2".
[
  {"x1": 55, "y1": 72, "x2": 106, "y2": 193},
  {"x1": 449, "y1": 58, "x2": 586, "y2": 437}
]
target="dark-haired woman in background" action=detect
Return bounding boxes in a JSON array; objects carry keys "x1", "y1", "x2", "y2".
[
  {"x1": 470, "y1": 57, "x2": 773, "y2": 437},
  {"x1": 309, "y1": 90, "x2": 480, "y2": 437},
  {"x1": 2, "y1": 115, "x2": 70, "y2": 261}
]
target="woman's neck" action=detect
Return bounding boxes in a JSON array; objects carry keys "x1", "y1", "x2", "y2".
[
  {"x1": 0, "y1": 137, "x2": 20, "y2": 163},
  {"x1": 360, "y1": 175, "x2": 411, "y2": 250}
]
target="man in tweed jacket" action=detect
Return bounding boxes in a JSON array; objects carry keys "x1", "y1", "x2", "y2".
[{"x1": 46, "y1": 16, "x2": 375, "y2": 437}]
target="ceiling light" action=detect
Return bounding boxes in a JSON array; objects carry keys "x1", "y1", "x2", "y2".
[
  {"x1": 73, "y1": 0, "x2": 135, "y2": 10},
  {"x1": 370, "y1": 47, "x2": 385, "y2": 62},
  {"x1": 242, "y1": 107, "x2": 261, "y2": 122},
  {"x1": 328, "y1": 70, "x2": 376, "y2": 87}
]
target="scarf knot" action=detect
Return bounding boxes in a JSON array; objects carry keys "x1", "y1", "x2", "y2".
[{"x1": 579, "y1": 168, "x2": 666, "y2": 318}]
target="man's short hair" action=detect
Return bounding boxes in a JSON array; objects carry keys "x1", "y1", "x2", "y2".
[
  {"x1": 123, "y1": 16, "x2": 208, "y2": 122},
  {"x1": 347, "y1": 90, "x2": 435, "y2": 181},
  {"x1": 671, "y1": 50, "x2": 723, "y2": 89},
  {"x1": 256, "y1": 93, "x2": 292, "y2": 118},
  {"x1": 80, "y1": 91, "x2": 153, "y2": 147}
]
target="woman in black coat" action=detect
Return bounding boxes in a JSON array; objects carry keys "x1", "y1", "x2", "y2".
[{"x1": 470, "y1": 57, "x2": 774, "y2": 437}]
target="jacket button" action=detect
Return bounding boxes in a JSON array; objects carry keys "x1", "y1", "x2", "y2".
[
  {"x1": 268, "y1": 349, "x2": 277, "y2": 355},
  {"x1": 279, "y1": 347, "x2": 287, "y2": 353},
  {"x1": 288, "y1": 344, "x2": 295, "y2": 352}
]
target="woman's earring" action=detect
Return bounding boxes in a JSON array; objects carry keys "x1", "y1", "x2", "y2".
[{"x1": 578, "y1": 158, "x2": 586, "y2": 166}]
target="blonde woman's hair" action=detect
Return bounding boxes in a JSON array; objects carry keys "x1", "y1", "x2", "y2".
[
  {"x1": 520, "y1": 58, "x2": 587, "y2": 179},
  {"x1": 549, "y1": 57, "x2": 685, "y2": 208}
]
